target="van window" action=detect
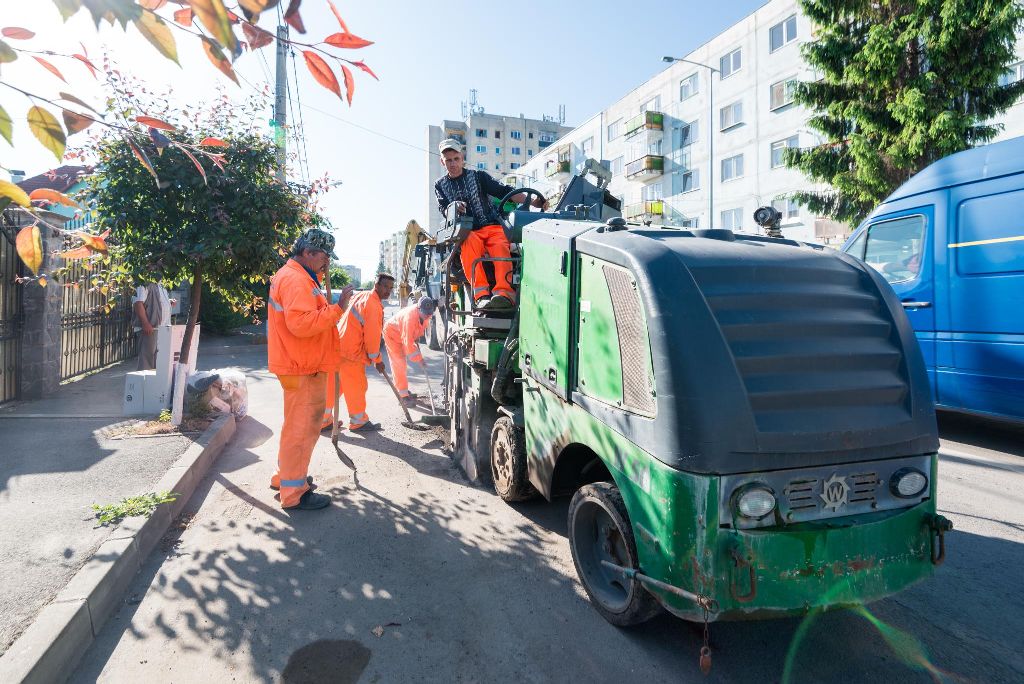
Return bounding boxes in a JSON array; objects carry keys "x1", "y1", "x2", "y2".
[
  {"x1": 862, "y1": 215, "x2": 926, "y2": 284},
  {"x1": 955, "y1": 190, "x2": 1024, "y2": 275}
]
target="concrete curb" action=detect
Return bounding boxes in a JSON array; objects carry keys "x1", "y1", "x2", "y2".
[{"x1": 0, "y1": 414, "x2": 237, "y2": 684}]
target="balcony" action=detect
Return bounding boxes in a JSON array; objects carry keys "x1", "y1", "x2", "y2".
[
  {"x1": 625, "y1": 155, "x2": 664, "y2": 180},
  {"x1": 625, "y1": 201, "x2": 665, "y2": 220},
  {"x1": 624, "y1": 111, "x2": 664, "y2": 140},
  {"x1": 545, "y1": 160, "x2": 571, "y2": 177}
]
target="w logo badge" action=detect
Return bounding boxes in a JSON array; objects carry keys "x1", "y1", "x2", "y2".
[{"x1": 820, "y1": 474, "x2": 849, "y2": 512}]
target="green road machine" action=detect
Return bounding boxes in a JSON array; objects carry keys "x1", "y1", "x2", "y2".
[{"x1": 415, "y1": 168, "x2": 951, "y2": 635}]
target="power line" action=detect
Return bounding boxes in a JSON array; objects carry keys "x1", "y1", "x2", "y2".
[{"x1": 288, "y1": 47, "x2": 313, "y2": 183}]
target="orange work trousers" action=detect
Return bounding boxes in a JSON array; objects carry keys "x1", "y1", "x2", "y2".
[
  {"x1": 460, "y1": 223, "x2": 514, "y2": 303},
  {"x1": 383, "y1": 329, "x2": 418, "y2": 395},
  {"x1": 271, "y1": 373, "x2": 325, "y2": 508},
  {"x1": 325, "y1": 359, "x2": 371, "y2": 429}
]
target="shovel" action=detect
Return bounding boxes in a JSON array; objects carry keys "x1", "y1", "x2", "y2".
[
  {"x1": 379, "y1": 364, "x2": 430, "y2": 431},
  {"x1": 325, "y1": 273, "x2": 359, "y2": 487},
  {"x1": 417, "y1": 360, "x2": 449, "y2": 426}
]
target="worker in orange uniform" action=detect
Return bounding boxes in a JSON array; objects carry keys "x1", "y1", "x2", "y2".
[
  {"x1": 383, "y1": 296, "x2": 437, "y2": 407},
  {"x1": 267, "y1": 229, "x2": 354, "y2": 511},
  {"x1": 433, "y1": 138, "x2": 546, "y2": 310},
  {"x1": 327, "y1": 273, "x2": 395, "y2": 431}
]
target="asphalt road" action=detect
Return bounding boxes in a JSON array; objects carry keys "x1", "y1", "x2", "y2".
[{"x1": 71, "y1": 345, "x2": 1024, "y2": 683}]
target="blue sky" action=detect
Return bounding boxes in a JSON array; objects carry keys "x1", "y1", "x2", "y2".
[{"x1": 1, "y1": 0, "x2": 769, "y2": 278}]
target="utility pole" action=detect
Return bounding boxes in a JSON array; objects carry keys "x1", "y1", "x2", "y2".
[{"x1": 274, "y1": 24, "x2": 290, "y2": 183}]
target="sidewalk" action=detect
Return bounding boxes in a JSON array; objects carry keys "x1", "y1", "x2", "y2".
[{"x1": 0, "y1": 336, "x2": 259, "y2": 659}]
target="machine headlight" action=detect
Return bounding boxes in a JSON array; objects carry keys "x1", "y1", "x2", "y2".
[
  {"x1": 736, "y1": 486, "x2": 777, "y2": 519},
  {"x1": 890, "y1": 468, "x2": 928, "y2": 498}
]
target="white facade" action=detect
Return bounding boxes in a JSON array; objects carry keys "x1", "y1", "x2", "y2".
[
  {"x1": 425, "y1": 114, "x2": 572, "y2": 234},
  {"x1": 517, "y1": 0, "x2": 1024, "y2": 244}
]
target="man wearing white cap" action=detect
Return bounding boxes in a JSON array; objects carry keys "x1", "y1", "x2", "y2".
[{"x1": 433, "y1": 138, "x2": 546, "y2": 310}]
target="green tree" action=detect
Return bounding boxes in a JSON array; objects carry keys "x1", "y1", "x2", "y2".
[{"x1": 788, "y1": 0, "x2": 1024, "y2": 225}]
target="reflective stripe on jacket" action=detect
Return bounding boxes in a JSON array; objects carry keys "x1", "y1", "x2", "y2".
[
  {"x1": 339, "y1": 290, "x2": 384, "y2": 364},
  {"x1": 267, "y1": 259, "x2": 343, "y2": 375},
  {"x1": 383, "y1": 303, "x2": 431, "y2": 363}
]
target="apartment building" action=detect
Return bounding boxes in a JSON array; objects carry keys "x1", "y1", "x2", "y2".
[
  {"x1": 515, "y1": 0, "x2": 1024, "y2": 244},
  {"x1": 425, "y1": 113, "x2": 572, "y2": 234}
]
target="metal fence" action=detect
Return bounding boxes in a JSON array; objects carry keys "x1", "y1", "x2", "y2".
[
  {"x1": 0, "y1": 217, "x2": 25, "y2": 404},
  {"x1": 58, "y1": 217, "x2": 137, "y2": 381}
]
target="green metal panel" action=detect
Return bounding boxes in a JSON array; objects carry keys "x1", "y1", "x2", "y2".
[{"x1": 576, "y1": 255, "x2": 623, "y2": 405}]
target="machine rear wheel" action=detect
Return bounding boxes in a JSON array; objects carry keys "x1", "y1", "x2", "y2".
[
  {"x1": 568, "y1": 482, "x2": 661, "y2": 627},
  {"x1": 490, "y1": 416, "x2": 538, "y2": 502}
]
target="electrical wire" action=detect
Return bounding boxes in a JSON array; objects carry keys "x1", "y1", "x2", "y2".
[{"x1": 289, "y1": 47, "x2": 313, "y2": 183}]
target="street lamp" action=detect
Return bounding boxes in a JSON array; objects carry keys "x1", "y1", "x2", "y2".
[{"x1": 663, "y1": 56, "x2": 718, "y2": 228}]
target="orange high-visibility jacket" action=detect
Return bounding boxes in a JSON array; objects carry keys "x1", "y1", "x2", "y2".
[
  {"x1": 267, "y1": 259, "x2": 344, "y2": 375},
  {"x1": 383, "y1": 304, "x2": 431, "y2": 364},
  {"x1": 339, "y1": 290, "x2": 384, "y2": 364}
]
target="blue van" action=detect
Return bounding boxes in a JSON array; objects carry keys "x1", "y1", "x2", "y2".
[{"x1": 842, "y1": 136, "x2": 1024, "y2": 422}]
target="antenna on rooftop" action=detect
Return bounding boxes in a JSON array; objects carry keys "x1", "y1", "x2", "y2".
[
  {"x1": 542, "y1": 104, "x2": 566, "y2": 124},
  {"x1": 461, "y1": 88, "x2": 485, "y2": 118}
]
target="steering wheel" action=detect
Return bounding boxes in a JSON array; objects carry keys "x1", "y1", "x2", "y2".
[{"x1": 496, "y1": 187, "x2": 546, "y2": 232}]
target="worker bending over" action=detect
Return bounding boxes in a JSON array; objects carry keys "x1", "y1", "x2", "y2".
[
  {"x1": 267, "y1": 229, "x2": 353, "y2": 511},
  {"x1": 383, "y1": 296, "x2": 437, "y2": 407},
  {"x1": 327, "y1": 273, "x2": 395, "y2": 431},
  {"x1": 433, "y1": 138, "x2": 546, "y2": 311}
]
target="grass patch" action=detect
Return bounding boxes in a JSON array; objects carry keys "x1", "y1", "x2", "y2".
[{"x1": 92, "y1": 491, "x2": 179, "y2": 526}]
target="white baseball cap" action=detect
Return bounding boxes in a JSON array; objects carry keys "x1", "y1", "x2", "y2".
[{"x1": 438, "y1": 138, "x2": 463, "y2": 154}]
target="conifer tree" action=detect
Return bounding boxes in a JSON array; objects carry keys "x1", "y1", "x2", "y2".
[{"x1": 789, "y1": 0, "x2": 1024, "y2": 224}]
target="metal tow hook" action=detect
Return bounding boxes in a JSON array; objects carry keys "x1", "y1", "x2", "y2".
[
  {"x1": 927, "y1": 514, "x2": 953, "y2": 565},
  {"x1": 730, "y1": 548, "x2": 757, "y2": 603}
]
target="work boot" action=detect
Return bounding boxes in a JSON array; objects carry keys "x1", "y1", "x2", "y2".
[
  {"x1": 401, "y1": 395, "x2": 417, "y2": 409},
  {"x1": 285, "y1": 490, "x2": 331, "y2": 511},
  {"x1": 485, "y1": 294, "x2": 514, "y2": 310},
  {"x1": 270, "y1": 475, "x2": 315, "y2": 492},
  {"x1": 474, "y1": 296, "x2": 491, "y2": 311},
  {"x1": 350, "y1": 421, "x2": 382, "y2": 432}
]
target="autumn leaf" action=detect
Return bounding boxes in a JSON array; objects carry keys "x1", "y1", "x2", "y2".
[
  {"x1": 284, "y1": 0, "x2": 305, "y2": 34},
  {"x1": 70, "y1": 53, "x2": 99, "y2": 79},
  {"x1": 136, "y1": 115, "x2": 175, "y2": 131},
  {"x1": 127, "y1": 137, "x2": 160, "y2": 186},
  {"x1": 341, "y1": 64, "x2": 354, "y2": 105},
  {"x1": 16, "y1": 225, "x2": 43, "y2": 275},
  {"x1": 59, "y1": 92, "x2": 100, "y2": 114},
  {"x1": 27, "y1": 106, "x2": 66, "y2": 160},
  {"x1": 33, "y1": 56, "x2": 68, "y2": 83},
  {"x1": 134, "y1": 12, "x2": 179, "y2": 65},
  {"x1": 29, "y1": 188, "x2": 81, "y2": 208},
  {"x1": 0, "y1": 179, "x2": 31, "y2": 207},
  {"x1": 303, "y1": 51, "x2": 341, "y2": 100},
  {"x1": 241, "y1": 22, "x2": 274, "y2": 50},
  {"x1": 238, "y1": 0, "x2": 279, "y2": 22},
  {"x1": 351, "y1": 60, "x2": 378, "y2": 80},
  {"x1": 173, "y1": 142, "x2": 207, "y2": 185},
  {"x1": 59, "y1": 246, "x2": 94, "y2": 260},
  {"x1": 199, "y1": 137, "x2": 228, "y2": 147},
  {"x1": 78, "y1": 232, "x2": 110, "y2": 254},
  {"x1": 324, "y1": 33, "x2": 373, "y2": 49},
  {"x1": 326, "y1": 0, "x2": 349, "y2": 32},
  {"x1": 201, "y1": 36, "x2": 238, "y2": 84},
  {"x1": 189, "y1": 0, "x2": 237, "y2": 52},
  {"x1": 207, "y1": 153, "x2": 226, "y2": 171},
  {"x1": 0, "y1": 39, "x2": 16, "y2": 63},
  {"x1": 63, "y1": 109, "x2": 94, "y2": 135},
  {"x1": 1, "y1": 27, "x2": 35, "y2": 40},
  {"x1": 173, "y1": 7, "x2": 193, "y2": 25},
  {"x1": 0, "y1": 104, "x2": 11, "y2": 145}
]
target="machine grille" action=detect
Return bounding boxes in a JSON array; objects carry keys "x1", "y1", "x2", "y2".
[{"x1": 603, "y1": 264, "x2": 656, "y2": 415}]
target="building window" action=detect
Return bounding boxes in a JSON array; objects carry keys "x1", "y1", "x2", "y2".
[
  {"x1": 720, "y1": 207, "x2": 743, "y2": 230},
  {"x1": 477, "y1": 162, "x2": 486, "y2": 169},
  {"x1": 511, "y1": 146, "x2": 521, "y2": 155},
  {"x1": 642, "y1": 183, "x2": 664, "y2": 201},
  {"x1": 528, "y1": 132, "x2": 534, "y2": 139},
  {"x1": 640, "y1": 95, "x2": 662, "y2": 113},
  {"x1": 679, "y1": 73, "x2": 699, "y2": 101},
  {"x1": 495, "y1": 147, "x2": 501, "y2": 155},
  {"x1": 720, "y1": 47, "x2": 741, "y2": 78},
  {"x1": 720, "y1": 101, "x2": 743, "y2": 130},
  {"x1": 770, "y1": 78, "x2": 798, "y2": 110},
  {"x1": 770, "y1": 135, "x2": 799, "y2": 168},
  {"x1": 610, "y1": 156, "x2": 624, "y2": 175},
  {"x1": 680, "y1": 217, "x2": 698, "y2": 228},
  {"x1": 528, "y1": 150, "x2": 533, "y2": 156},
  {"x1": 475, "y1": 129, "x2": 487, "y2": 137},
  {"x1": 607, "y1": 118, "x2": 622, "y2": 141},
  {"x1": 581, "y1": 136, "x2": 594, "y2": 156},
  {"x1": 672, "y1": 169, "x2": 699, "y2": 194},
  {"x1": 510, "y1": 162, "x2": 520, "y2": 169},
  {"x1": 494, "y1": 130, "x2": 501, "y2": 139},
  {"x1": 674, "y1": 119, "x2": 699, "y2": 149},
  {"x1": 999, "y1": 60, "x2": 1024, "y2": 86},
  {"x1": 769, "y1": 15, "x2": 798, "y2": 53},
  {"x1": 772, "y1": 197, "x2": 800, "y2": 220},
  {"x1": 511, "y1": 130, "x2": 522, "y2": 139},
  {"x1": 476, "y1": 145, "x2": 487, "y2": 154},
  {"x1": 495, "y1": 164, "x2": 500, "y2": 170},
  {"x1": 721, "y1": 153, "x2": 744, "y2": 181}
]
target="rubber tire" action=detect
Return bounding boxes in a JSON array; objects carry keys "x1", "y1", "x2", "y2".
[
  {"x1": 490, "y1": 416, "x2": 538, "y2": 502},
  {"x1": 568, "y1": 482, "x2": 662, "y2": 627}
]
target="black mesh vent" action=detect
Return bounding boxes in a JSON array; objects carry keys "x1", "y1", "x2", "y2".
[{"x1": 603, "y1": 265, "x2": 656, "y2": 415}]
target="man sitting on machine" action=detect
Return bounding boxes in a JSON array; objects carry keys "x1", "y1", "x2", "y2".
[{"x1": 433, "y1": 138, "x2": 546, "y2": 311}]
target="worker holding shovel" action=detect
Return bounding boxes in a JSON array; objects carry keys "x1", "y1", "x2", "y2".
[{"x1": 383, "y1": 296, "x2": 437, "y2": 408}]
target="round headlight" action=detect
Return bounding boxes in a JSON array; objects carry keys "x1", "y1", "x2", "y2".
[
  {"x1": 736, "y1": 486, "x2": 776, "y2": 519},
  {"x1": 890, "y1": 468, "x2": 928, "y2": 498}
]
